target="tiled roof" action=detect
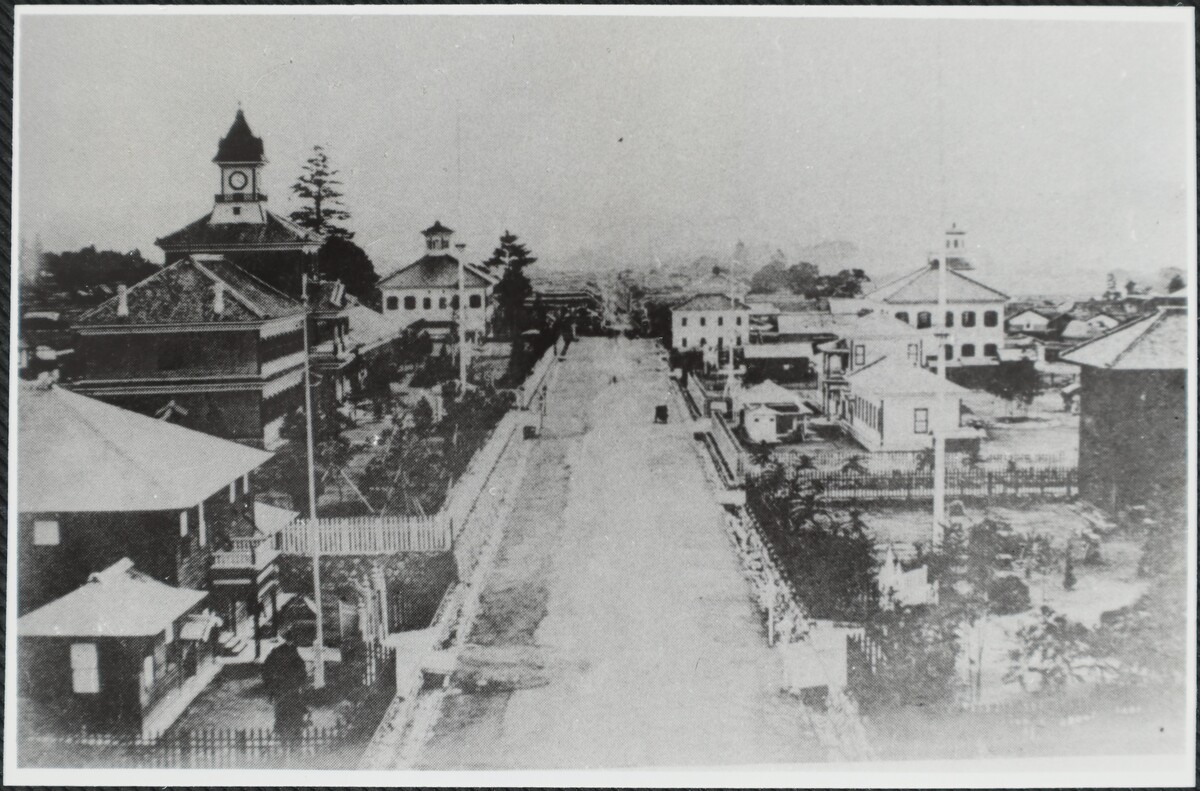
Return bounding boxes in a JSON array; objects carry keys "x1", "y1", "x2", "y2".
[
  {"x1": 847, "y1": 355, "x2": 970, "y2": 396},
  {"x1": 76, "y1": 255, "x2": 303, "y2": 326},
  {"x1": 672, "y1": 293, "x2": 751, "y2": 312},
  {"x1": 378, "y1": 254, "x2": 492, "y2": 289},
  {"x1": 422, "y1": 220, "x2": 454, "y2": 236},
  {"x1": 864, "y1": 263, "x2": 1009, "y2": 304},
  {"x1": 213, "y1": 109, "x2": 266, "y2": 164},
  {"x1": 343, "y1": 305, "x2": 403, "y2": 352},
  {"x1": 19, "y1": 559, "x2": 206, "y2": 638},
  {"x1": 1061, "y1": 307, "x2": 1187, "y2": 370},
  {"x1": 19, "y1": 383, "x2": 273, "y2": 512},
  {"x1": 156, "y1": 209, "x2": 316, "y2": 251}
]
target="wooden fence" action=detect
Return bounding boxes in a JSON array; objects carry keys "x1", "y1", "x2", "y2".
[
  {"x1": 22, "y1": 727, "x2": 357, "y2": 769},
  {"x1": 282, "y1": 515, "x2": 449, "y2": 555},
  {"x1": 750, "y1": 466, "x2": 1077, "y2": 505},
  {"x1": 771, "y1": 447, "x2": 1072, "y2": 474},
  {"x1": 710, "y1": 410, "x2": 747, "y2": 483}
]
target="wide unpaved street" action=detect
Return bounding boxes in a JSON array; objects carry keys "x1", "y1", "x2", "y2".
[{"x1": 416, "y1": 337, "x2": 817, "y2": 769}]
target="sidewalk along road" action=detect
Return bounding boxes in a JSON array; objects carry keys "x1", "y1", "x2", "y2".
[{"x1": 414, "y1": 337, "x2": 819, "y2": 769}]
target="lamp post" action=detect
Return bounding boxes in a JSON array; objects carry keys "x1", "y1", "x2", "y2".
[
  {"x1": 301, "y1": 272, "x2": 326, "y2": 688},
  {"x1": 455, "y1": 242, "x2": 468, "y2": 397}
]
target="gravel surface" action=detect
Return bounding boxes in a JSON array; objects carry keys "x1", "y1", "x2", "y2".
[{"x1": 414, "y1": 337, "x2": 820, "y2": 769}]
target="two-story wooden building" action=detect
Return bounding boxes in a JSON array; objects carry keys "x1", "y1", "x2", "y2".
[
  {"x1": 378, "y1": 222, "x2": 496, "y2": 342},
  {"x1": 18, "y1": 382, "x2": 280, "y2": 651},
  {"x1": 155, "y1": 109, "x2": 319, "y2": 298},
  {"x1": 843, "y1": 225, "x2": 1009, "y2": 368},
  {"x1": 1061, "y1": 307, "x2": 1187, "y2": 514},
  {"x1": 71, "y1": 254, "x2": 307, "y2": 450}
]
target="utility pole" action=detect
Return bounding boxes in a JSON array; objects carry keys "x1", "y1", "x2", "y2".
[
  {"x1": 456, "y1": 242, "x2": 468, "y2": 396},
  {"x1": 301, "y1": 272, "x2": 326, "y2": 688},
  {"x1": 932, "y1": 236, "x2": 949, "y2": 549}
]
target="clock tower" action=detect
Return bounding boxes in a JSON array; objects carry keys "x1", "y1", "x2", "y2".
[{"x1": 211, "y1": 109, "x2": 268, "y2": 226}]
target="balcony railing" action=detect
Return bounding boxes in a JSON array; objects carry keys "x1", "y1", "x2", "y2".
[
  {"x1": 212, "y1": 538, "x2": 278, "y2": 571},
  {"x1": 214, "y1": 192, "x2": 266, "y2": 203}
]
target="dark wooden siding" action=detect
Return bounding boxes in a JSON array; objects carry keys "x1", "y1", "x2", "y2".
[{"x1": 1078, "y1": 366, "x2": 1186, "y2": 512}]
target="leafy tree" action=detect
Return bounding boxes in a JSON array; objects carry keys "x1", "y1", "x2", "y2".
[
  {"x1": 290, "y1": 145, "x2": 353, "y2": 240},
  {"x1": 1004, "y1": 606, "x2": 1094, "y2": 693},
  {"x1": 1167, "y1": 273, "x2": 1185, "y2": 293},
  {"x1": 38, "y1": 246, "x2": 159, "y2": 292},
  {"x1": 857, "y1": 604, "x2": 962, "y2": 710},
  {"x1": 484, "y1": 230, "x2": 537, "y2": 341},
  {"x1": 745, "y1": 466, "x2": 877, "y2": 621},
  {"x1": 786, "y1": 261, "x2": 821, "y2": 295},
  {"x1": 317, "y1": 235, "x2": 379, "y2": 305},
  {"x1": 749, "y1": 442, "x2": 774, "y2": 467}
]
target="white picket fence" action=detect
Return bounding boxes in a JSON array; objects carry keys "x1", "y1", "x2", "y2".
[{"x1": 283, "y1": 515, "x2": 449, "y2": 555}]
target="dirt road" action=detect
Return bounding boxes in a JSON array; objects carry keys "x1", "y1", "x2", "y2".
[{"x1": 415, "y1": 337, "x2": 817, "y2": 769}]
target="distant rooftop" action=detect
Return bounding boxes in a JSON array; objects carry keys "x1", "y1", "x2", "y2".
[
  {"x1": 864, "y1": 263, "x2": 1009, "y2": 304},
  {"x1": 673, "y1": 293, "x2": 751, "y2": 312}
]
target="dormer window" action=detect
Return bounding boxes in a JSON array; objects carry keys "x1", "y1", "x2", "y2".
[{"x1": 232, "y1": 206, "x2": 241, "y2": 216}]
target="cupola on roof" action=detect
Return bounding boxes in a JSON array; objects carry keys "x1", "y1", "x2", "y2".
[
  {"x1": 213, "y1": 109, "x2": 267, "y2": 164},
  {"x1": 422, "y1": 220, "x2": 454, "y2": 236}
]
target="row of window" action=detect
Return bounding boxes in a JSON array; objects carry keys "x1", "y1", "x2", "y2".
[
  {"x1": 940, "y1": 343, "x2": 999, "y2": 361},
  {"x1": 385, "y1": 294, "x2": 483, "y2": 311},
  {"x1": 679, "y1": 316, "x2": 743, "y2": 328},
  {"x1": 678, "y1": 335, "x2": 743, "y2": 349},
  {"x1": 897, "y1": 310, "x2": 999, "y2": 329},
  {"x1": 852, "y1": 395, "x2": 882, "y2": 431},
  {"x1": 851, "y1": 343, "x2": 922, "y2": 368}
]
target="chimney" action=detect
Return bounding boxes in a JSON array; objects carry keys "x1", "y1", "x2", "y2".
[
  {"x1": 213, "y1": 281, "x2": 225, "y2": 315},
  {"x1": 117, "y1": 284, "x2": 129, "y2": 317}
]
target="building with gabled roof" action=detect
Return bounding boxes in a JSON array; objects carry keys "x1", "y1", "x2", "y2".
[
  {"x1": 855, "y1": 225, "x2": 1009, "y2": 368},
  {"x1": 670, "y1": 293, "x2": 752, "y2": 368},
  {"x1": 71, "y1": 254, "x2": 307, "y2": 450},
  {"x1": 1061, "y1": 307, "x2": 1187, "y2": 512},
  {"x1": 155, "y1": 110, "x2": 319, "y2": 297},
  {"x1": 18, "y1": 558, "x2": 222, "y2": 735},
  {"x1": 378, "y1": 222, "x2": 496, "y2": 341},
  {"x1": 837, "y1": 355, "x2": 983, "y2": 452},
  {"x1": 17, "y1": 381, "x2": 281, "y2": 659}
]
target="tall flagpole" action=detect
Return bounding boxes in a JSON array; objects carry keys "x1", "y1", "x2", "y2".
[
  {"x1": 302, "y1": 271, "x2": 326, "y2": 688},
  {"x1": 456, "y1": 242, "x2": 468, "y2": 396},
  {"x1": 933, "y1": 235, "x2": 949, "y2": 549}
]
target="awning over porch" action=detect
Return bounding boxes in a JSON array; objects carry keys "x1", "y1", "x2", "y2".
[{"x1": 178, "y1": 612, "x2": 224, "y2": 641}]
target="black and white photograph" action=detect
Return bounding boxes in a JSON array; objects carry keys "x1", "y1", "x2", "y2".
[{"x1": 5, "y1": 6, "x2": 1196, "y2": 786}]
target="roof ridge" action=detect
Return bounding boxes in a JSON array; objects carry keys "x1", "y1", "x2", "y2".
[
  {"x1": 201, "y1": 255, "x2": 304, "y2": 314},
  {"x1": 947, "y1": 268, "x2": 1010, "y2": 299},
  {"x1": 189, "y1": 258, "x2": 266, "y2": 318},
  {"x1": 56, "y1": 388, "x2": 175, "y2": 499},
  {"x1": 1107, "y1": 310, "x2": 1166, "y2": 369},
  {"x1": 1060, "y1": 309, "x2": 1155, "y2": 365},
  {"x1": 76, "y1": 260, "x2": 175, "y2": 322}
]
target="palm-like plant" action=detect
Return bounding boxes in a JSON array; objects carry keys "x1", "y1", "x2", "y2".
[{"x1": 841, "y1": 454, "x2": 869, "y2": 476}]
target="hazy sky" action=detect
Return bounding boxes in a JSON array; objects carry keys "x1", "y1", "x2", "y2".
[{"x1": 16, "y1": 10, "x2": 1194, "y2": 293}]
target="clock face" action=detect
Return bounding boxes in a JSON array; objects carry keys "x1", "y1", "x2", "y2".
[{"x1": 228, "y1": 170, "x2": 249, "y2": 191}]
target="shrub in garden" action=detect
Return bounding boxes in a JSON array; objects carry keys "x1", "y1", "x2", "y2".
[{"x1": 988, "y1": 575, "x2": 1031, "y2": 615}]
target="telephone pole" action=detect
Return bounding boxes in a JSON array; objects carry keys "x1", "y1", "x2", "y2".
[{"x1": 301, "y1": 272, "x2": 326, "y2": 688}]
